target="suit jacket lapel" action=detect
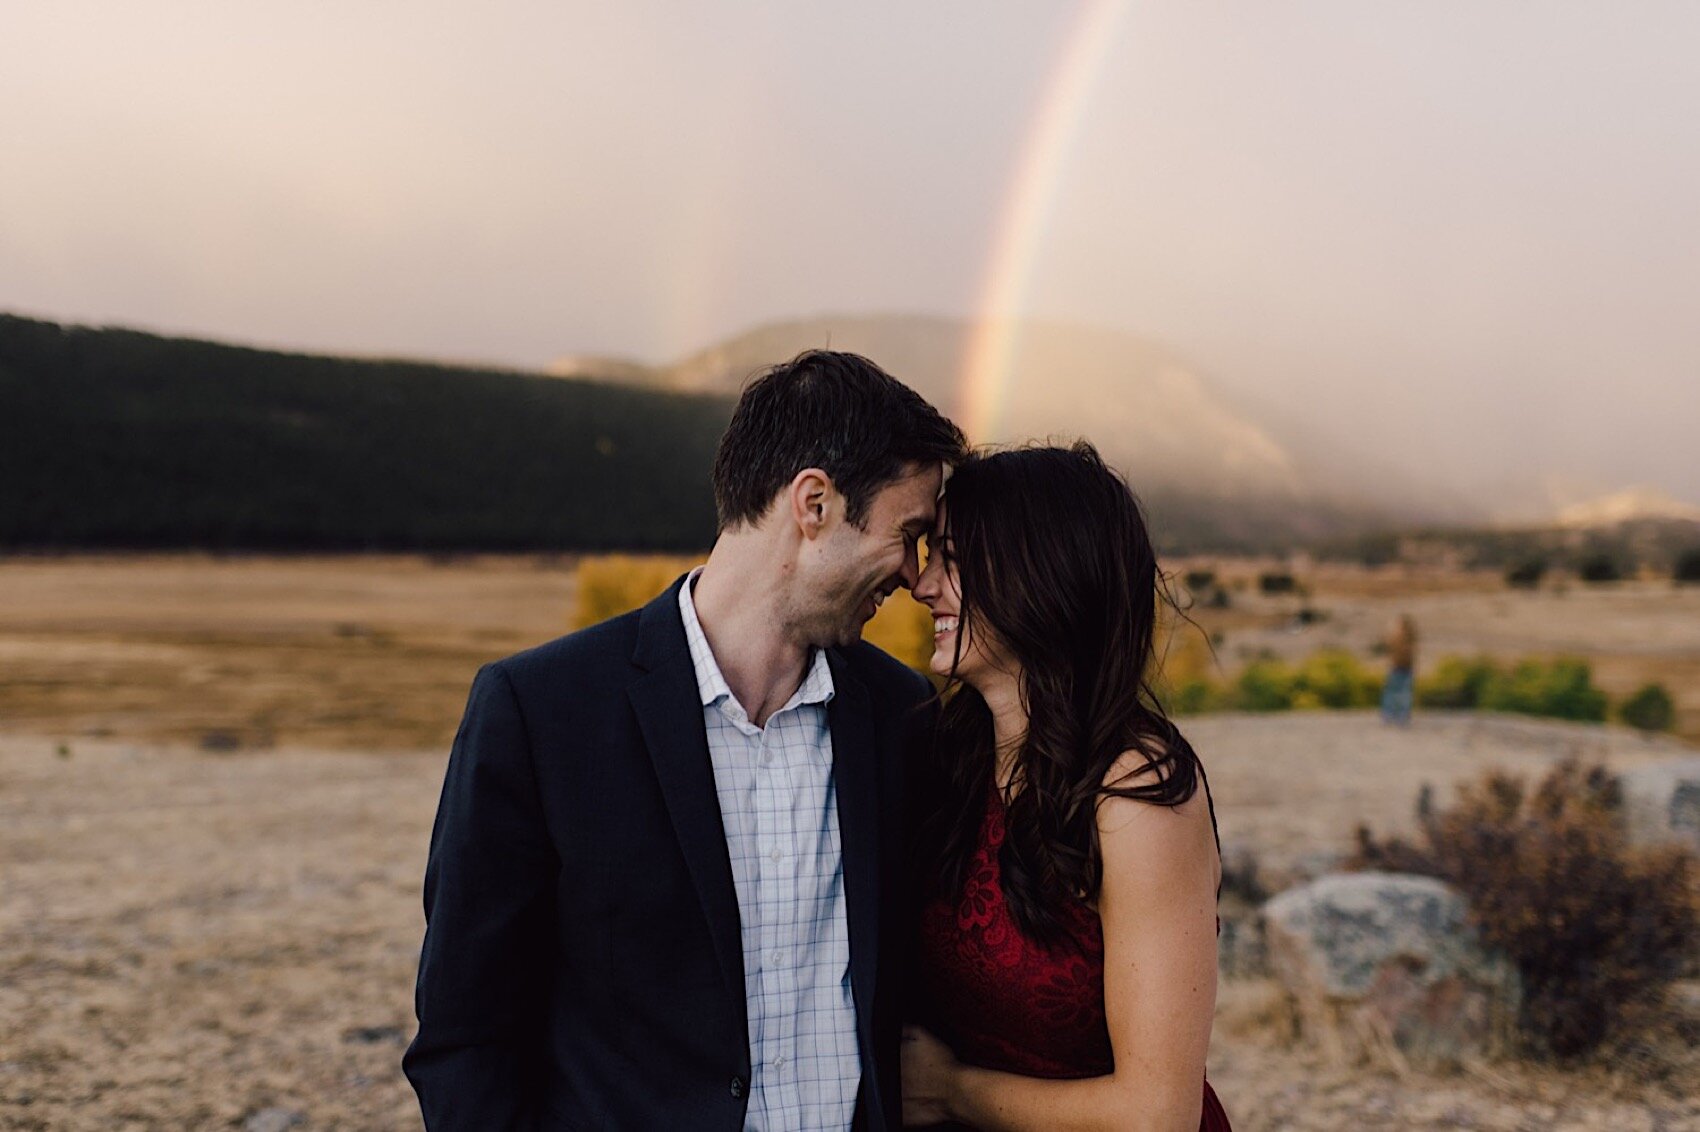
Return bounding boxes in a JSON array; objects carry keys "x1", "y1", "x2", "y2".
[
  {"x1": 629, "y1": 579, "x2": 746, "y2": 1012},
  {"x1": 826, "y1": 653, "x2": 882, "y2": 1044}
]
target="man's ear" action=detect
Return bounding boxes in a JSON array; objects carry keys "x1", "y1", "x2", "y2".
[{"x1": 788, "y1": 468, "x2": 836, "y2": 539}]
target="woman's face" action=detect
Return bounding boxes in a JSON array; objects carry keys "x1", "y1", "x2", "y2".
[{"x1": 911, "y1": 506, "x2": 1005, "y2": 683}]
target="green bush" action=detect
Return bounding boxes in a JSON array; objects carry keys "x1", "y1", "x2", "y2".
[
  {"x1": 1480, "y1": 658, "x2": 1609, "y2": 722},
  {"x1": 1675, "y1": 548, "x2": 1700, "y2": 585},
  {"x1": 1618, "y1": 683, "x2": 1676, "y2": 733},
  {"x1": 1228, "y1": 650, "x2": 1380, "y2": 712},
  {"x1": 1234, "y1": 657, "x2": 1298, "y2": 711},
  {"x1": 1258, "y1": 571, "x2": 1297, "y2": 595},
  {"x1": 1416, "y1": 655, "x2": 1500, "y2": 709},
  {"x1": 1417, "y1": 655, "x2": 1611, "y2": 723},
  {"x1": 1351, "y1": 762, "x2": 1697, "y2": 1058},
  {"x1": 1167, "y1": 678, "x2": 1227, "y2": 715},
  {"x1": 1292, "y1": 650, "x2": 1381, "y2": 709}
]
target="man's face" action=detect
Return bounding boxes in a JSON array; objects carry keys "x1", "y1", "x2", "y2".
[{"x1": 795, "y1": 462, "x2": 943, "y2": 649}]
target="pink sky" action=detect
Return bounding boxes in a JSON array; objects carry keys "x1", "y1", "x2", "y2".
[{"x1": 3, "y1": 1, "x2": 1697, "y2": 508}]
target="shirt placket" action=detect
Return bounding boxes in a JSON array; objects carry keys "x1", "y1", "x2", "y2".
[{"x1": 761, "y1": 710, "x2": 800, "y2": 1124}]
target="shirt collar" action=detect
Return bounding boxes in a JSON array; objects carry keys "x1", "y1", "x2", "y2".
[{"x1": 678, "y1": 567, "x2": 835, "y2": 713}]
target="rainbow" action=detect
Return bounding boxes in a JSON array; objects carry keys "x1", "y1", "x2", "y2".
[{"x1": 958, "y1": 0, "x2": 1130, "y2": 442}]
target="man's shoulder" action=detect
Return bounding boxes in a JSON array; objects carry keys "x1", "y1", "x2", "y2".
[{"x1": 834, "y1": 639, "x2": 933, "y2": 707}]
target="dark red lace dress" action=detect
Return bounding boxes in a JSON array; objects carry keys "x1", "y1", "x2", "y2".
[{"x1": 913, "y1": 784, "x2": 1231, "y2": 1129}]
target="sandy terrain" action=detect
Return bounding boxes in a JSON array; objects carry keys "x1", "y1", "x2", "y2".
[
  {"x1": 3, "y1": 556, "x2": 1698, "y2": 1130},
  {"x1": 4, "y1": 717, "x2": 1696, "y2": 1131}
]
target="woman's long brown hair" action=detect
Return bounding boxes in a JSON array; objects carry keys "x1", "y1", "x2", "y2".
[{"x1": 915, "y1": 442, "x2": 1215, "y2": 946}]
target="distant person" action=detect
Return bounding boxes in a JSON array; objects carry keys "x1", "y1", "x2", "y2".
[
  {"x1": 1380, "y1": 613, "x2": 1417, "y2": 726},
  {"x1": 403, "y1": 351, "x2": 967, "y2": 1130},
  {"x1": 903, "y1": 444, "x2": 1232, "y2": 1131}
]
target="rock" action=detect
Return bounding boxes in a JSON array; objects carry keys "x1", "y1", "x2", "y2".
[
  {"x1": 244, "y1": 1108, "x2": 305, "y2": 1132},
  {"x1": 1262, "y1": 871, "x2": 1519, "y2": 1068},
  {"x1": 1617, "y1": 757, "x2": 1700, "y2": 854}
]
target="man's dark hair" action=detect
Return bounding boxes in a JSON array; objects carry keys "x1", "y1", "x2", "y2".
[{"x1": 711, "y1": 350, "x2": 967, "y2": 530}]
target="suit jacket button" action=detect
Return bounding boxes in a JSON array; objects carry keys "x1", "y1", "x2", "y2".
[{"x1": 729, "y1": 1076, "x2": 746, "y2": 1100}]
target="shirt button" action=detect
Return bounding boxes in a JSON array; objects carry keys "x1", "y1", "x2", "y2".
[
  {"x1": 767, "y1": 848, "x2": 782, "y2": 863},
  {"x1": 772, "y1": 1054, "x2": 787, "y2": 1069},
  {"x1": 768, "y1": 949, "x2": 784, "y2": 965},
  {"x1": 729, "y1": 1075, "x2": 746, "y2": 1099}
]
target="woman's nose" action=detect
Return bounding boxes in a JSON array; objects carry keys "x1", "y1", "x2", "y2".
[{"x1": 912, "y1": 562, "x2": 938, "y2": 603}]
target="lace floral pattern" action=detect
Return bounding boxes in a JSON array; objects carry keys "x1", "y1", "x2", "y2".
[
  {"x1": 916, "y1": 785, "x2": 1112, "y2": 1078},
  {"x1": 913, "y1": 783, "x2": 1234, "y2": 1128}
]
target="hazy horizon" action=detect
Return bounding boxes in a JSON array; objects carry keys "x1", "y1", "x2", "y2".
[{"x1": 4, "y1": 1, "x2": 1698, "y2": 511}]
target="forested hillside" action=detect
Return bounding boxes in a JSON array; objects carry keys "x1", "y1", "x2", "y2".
[{"x1": 0, "y1": 314, "x2": 732, "y2": 551}]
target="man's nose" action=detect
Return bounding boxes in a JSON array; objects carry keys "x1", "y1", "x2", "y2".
[{"x1": 897, "y1": 544, "x2": 921, "y2": 590}]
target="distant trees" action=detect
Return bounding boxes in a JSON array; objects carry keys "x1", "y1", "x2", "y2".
[
  {"x1": 1505, "y1": 558, "x2": 1547, "y2": 589},
  {"x1": 0, "y1": 313, "x2": 732, "y2": 552},
  {"x1": 1577, "y1": 554, "x2": 1623, "y2": 584}
]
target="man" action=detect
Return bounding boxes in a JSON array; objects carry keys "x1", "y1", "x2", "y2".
[{"x1": 404, "y1": 350, "x2": 967, "y2": 1130}]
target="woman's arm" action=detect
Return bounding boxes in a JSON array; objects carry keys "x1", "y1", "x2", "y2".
[{"x1": 909, "y1": 754, "x2": 1221, "y2": 1132}]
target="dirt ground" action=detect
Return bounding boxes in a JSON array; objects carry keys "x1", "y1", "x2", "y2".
[{"x1": 3, "y1": 555, "x2": 1699, "y2": 1130}]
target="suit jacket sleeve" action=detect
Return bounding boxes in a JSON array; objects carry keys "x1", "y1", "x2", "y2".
[{"x1": 404, "y1": 662, "x2": 559, "y2": 1131}]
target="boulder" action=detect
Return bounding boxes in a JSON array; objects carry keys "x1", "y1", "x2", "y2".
[
  {"x1": 1617, "y1": 757, "x2": 1700, "y2": 854},
  {"x1": 1262, "y1": 871, "x2": 1519, "y2": 1068}
]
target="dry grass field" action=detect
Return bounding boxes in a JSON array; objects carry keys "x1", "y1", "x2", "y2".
[{"x1": 3, "y1": 554, "x2": 1699, "y2": 1130}]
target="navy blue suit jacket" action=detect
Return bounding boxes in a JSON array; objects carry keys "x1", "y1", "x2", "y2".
[{"x1": 404, "y1": 575, "x2": 932, "y2": 1130}]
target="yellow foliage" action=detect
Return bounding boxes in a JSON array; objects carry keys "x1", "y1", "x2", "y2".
[
  {"x1": 572, "y1": 555, "x2": 701, "y2": 629},
  {"x1": 571, "y1": 554, "x2": 936, "y2": 673},
  {"x1": 861, "y1": 593, "x2": 936, "y2": 672},
  {"x1": 1153, "y1": 618, "x2": 1219, "y2": 688}
]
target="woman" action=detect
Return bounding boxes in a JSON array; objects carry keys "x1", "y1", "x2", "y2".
[
  {"x1": 903, "y1": 443, "x2": 1231, "y2": 1131},
  {"x1": 1380, "y1": 614, "x2": 1417, "y2": 726}
]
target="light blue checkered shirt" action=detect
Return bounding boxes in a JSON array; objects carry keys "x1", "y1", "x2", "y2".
[{"x1": 679, "y1": 570, "x2": 861, "y2": 1132}]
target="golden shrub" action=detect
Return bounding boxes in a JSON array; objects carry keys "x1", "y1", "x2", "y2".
[
  {"x1": 572, "y1": 555, "x2": 702, "y2": 629},
  {"x1": 571, "y1": 554, "x2": 935, "y2": 673},
  {"x1": 861, "y1": 593, "x2": 936, "y2": 672},
  {"x1": 1352, "y1": 761, "x2": 1698, "y2": 1058}
]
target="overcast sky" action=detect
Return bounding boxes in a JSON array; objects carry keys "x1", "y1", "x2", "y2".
[{"x1": 3, "y1": 2, "x2": 1697, "y2": 511}]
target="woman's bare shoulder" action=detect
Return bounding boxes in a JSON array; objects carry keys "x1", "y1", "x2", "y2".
[{"x1": 1096, "y1": 740, "x2": 1214, "y2": 846}]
